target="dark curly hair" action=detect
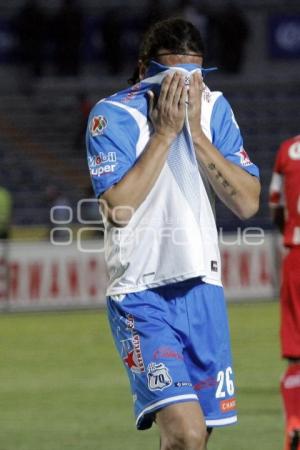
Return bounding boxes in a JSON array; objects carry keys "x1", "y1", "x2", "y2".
[{"x1": 129, "y1": 17, "x2": 205, "y2": 84}]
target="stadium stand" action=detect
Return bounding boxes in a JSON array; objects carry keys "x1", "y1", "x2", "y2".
[{"x1": 0, "y1": 90, "x2": 87, "y2": 225}]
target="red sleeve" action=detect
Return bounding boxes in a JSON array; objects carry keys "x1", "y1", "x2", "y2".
[
  {"x1": 273, "y1": 143, "x2": 286, "y2": 174},
  {"x1": 269, "y1": 143, "x2": 286, "y2": 206}
]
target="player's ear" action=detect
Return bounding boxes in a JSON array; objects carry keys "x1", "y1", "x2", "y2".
[{"x1": 138, "y1": 59, "x2": 147, "y2": 81}]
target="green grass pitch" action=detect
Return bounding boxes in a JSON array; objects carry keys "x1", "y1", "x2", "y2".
[{"x1": 0, "y1": 302, "x2": 285, "y2": 450}]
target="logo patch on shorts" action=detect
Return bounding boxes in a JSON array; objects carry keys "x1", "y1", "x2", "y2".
[
  {"x1": 147, "y1": 362, "x2": 172, "y2": 391},
  {"x1": 220, "y1": 398, "x2": 236, "y2": 413},
  {"x1": 89, "y1": 115, "x2": 108, "y2": 136},
  {"x1": 121, "y1": 314, "x2": 145, "y2": 374},
  {"x1": 123, "y1": 350, "x2": 142, "y2": 373},
  {"x1": 193, "y1": 377, "x2": 217, "y2": 391},
  {"x1": 153, "y1": 346, "x2": 183, "y2": 361},
  {"x1": 175, "y1": 381, "x2": 192, "y2": 388}
]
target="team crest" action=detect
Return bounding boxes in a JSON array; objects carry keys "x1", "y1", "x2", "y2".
[
  {"x1": 89, "y1": 115, "x2": 108, "y2": 136},
  {"x1": 288, "y1": 142, "x2": 300, "y2": 160},
  {"x1": 147, "y1": 362, "x2": 172, "y2": 391}
]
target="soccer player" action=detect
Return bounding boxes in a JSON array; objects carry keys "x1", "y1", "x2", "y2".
[
  {"x1": 269, "y1": 134, "x2": 300, "y2": 450},
  {"x1": 86, "y1": 18, "x2": 260, "y2": 450}
]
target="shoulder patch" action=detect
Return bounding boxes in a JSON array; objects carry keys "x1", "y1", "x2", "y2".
[
  {"x1": 89, "y1": 115, "x2": 108, "y2": 136},
  {"x1": 235, "y1": 147, "x2": 252, "y2": 166},
  {"x1": 288, "y1": 141, "x2": 300, "y2": 160}
]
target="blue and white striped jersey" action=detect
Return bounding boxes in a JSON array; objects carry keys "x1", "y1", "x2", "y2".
[{"x1": 86, "y1": 61, "x2": 259, "y2": 296}]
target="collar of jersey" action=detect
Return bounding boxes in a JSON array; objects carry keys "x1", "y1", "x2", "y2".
[{"x1": 144, "y1": 60, "x2": 217, "y2": 79}]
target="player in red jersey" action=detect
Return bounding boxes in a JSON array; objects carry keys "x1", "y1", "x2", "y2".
[{"x1": 269, "y1": 135, "x2": 300, "y2": 450}]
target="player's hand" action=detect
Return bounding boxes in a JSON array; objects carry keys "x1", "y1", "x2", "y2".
[
  {"x1": 187, "y1": 72, "x2": 205, "y2": 139},
  {"x1": 148, "y1": 72, "x2": 187, "y2": 143}
]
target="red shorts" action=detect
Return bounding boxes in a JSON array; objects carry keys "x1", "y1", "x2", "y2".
[{"x1": 280, "y1": 247, "x2": 300, "y2": 358}]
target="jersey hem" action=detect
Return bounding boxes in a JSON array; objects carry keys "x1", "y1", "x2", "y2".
[{"x1": 107, "y1": 271, "x2": 223, "y2": 296}]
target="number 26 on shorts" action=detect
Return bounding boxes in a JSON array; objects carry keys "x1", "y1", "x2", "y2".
[{"x1": 216, "y1": 366, "x2": 235, "y2": 398}]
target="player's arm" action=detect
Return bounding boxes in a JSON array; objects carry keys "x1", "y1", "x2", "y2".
[
  {"x1": 188, "y1": 72, "x2": 260, "y2": 220},
  {"x1": 101, "y1": 72, "x2": 186, "y2": 226},
  {"x1": 192, "y1": 134, "x2": 260, "y2": 220},
  {"x1": 269, "y1": 171, "x2": 285, "y2": 234}
]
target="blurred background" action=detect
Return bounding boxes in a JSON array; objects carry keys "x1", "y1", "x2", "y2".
[{"x1": 0, "y1": 1, "x2": 299, "y2": 449}]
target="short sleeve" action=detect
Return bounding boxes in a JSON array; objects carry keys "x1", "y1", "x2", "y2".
[
  {"x1": 86, "y1": 101, "x2": 139, "y2": 197},
  {"x1": 211, "y1": 95, "x2": 259, "y2": 177}
]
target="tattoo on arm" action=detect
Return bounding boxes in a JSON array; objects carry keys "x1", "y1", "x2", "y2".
[{"x1": 207, "y1": 163, "x2": 237, "y2": 197}]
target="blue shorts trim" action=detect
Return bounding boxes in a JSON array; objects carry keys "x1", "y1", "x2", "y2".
[
  {"x1": 107, "y1": 277, "x2": 237, "y2": 430},
  {"x1": 136, "y1": 394, "x2": 198, "y2": 428}
]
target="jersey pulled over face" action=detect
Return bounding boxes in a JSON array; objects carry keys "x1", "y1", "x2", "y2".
[
  {"x1": 269, "y1": 135, "x2": 300, "y2": 247},
  {"x1": 86, "y1": 61, "x2": 259, "y2": 296}
]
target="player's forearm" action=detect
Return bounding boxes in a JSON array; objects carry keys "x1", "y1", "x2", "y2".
[
  {"x1": 193, "y1": 132, "x2": 260, "y2": 219},
  {"x1": 101, "y1": 133, "x2": 172, "y2": 226}
]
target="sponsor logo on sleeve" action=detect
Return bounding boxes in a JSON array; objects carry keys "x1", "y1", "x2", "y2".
[
  {"x1": 89, "y1": 115, "x2": 108, "y2": 136},
  {"x1": 88, "y1": 152, "x2": 117, "y2": 166},
  {"x1": 147, "y1": 362, "x2": 172, "y2": 391},
  {"x1": 88, "y1": 152, "x2": 117, "y2": 177},
  {"x1": 89, "y1": 164, "x2": 116, "y2": 177},
  {"x1": 236, "y1": 147, "x2": 252, "y2": 167}
]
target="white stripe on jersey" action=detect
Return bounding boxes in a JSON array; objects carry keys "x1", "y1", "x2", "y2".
[{"x1": 105, "y1": 100, "x2": 150, "y2": 157}]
